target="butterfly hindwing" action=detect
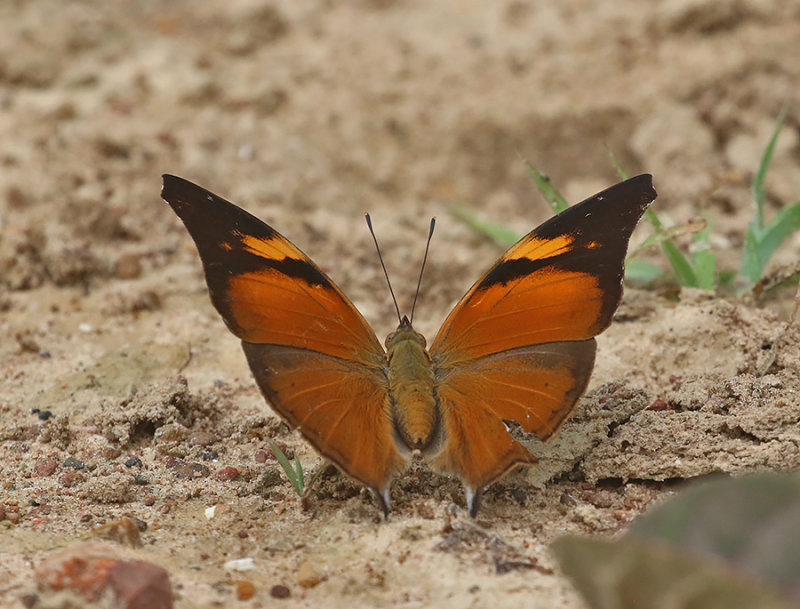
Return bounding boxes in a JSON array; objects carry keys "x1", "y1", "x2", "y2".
[
  {"x1": 164, "y1": 172, "x2": 657, "y2": 516},
  {"x1": 428, "y1": 175, "x2": 656, "y2": 506},
  {"x1": 242, "y1": 343, "x2": 407, "y2": 499},
  {"x1": 431, "y1": 340, "x2": 597, "y2": 502},
  {"x1": 162, "y1": 175, "x2": 404, "y2": 506}
]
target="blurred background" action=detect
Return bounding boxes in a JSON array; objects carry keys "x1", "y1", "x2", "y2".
[
  {"x1": 2, "y1": 1, "x2": 798, "y2": 337},
  {"x1": 1, "y1": 3, "x2": 799, "y2": 607}
]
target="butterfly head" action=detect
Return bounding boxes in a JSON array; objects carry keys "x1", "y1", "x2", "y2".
[{"x1": 385, "y1": 316, "x2": 427, "y2": 350}]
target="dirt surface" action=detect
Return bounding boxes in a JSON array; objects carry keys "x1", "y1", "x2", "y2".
[{"x1": 2, "y1": 1, "x2": 800, "y2": 608}]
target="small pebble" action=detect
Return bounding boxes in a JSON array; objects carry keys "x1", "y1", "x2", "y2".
[
  {"x1": 235, "y1": 580, "x2": 256, "y2": 601},
  {"x1": 583, "y1": 490, "x2": 614, "y2": 509},
  {"x1": 143, "y1": 497, "x2": 156, "y2": 507},
  {"x1": 134, "y1": 474, "x2": 150, "y2": 485},
  {"x1": 646, "y1": 398, "x2": 671, "y2": 411},
  {"x1": 270, "y1": 584, "x2": 290, "y2": 599},
  {"x1": 113, "y1": 253, "x2": 142, "y2": 279},
  {"x1": 213, "y1": 467, "x2": 239, "y2": 482},
  {"x1": 37, "y1": 410, "x2": 53, "y2": 421},
  {"x1": 201, "y1": 450, "x2": 219, "y2": 461},
  {"x1": 63, "y1": 457, "x2": 86, "y2": 470},
  {"x1": 189, "y1": 431, "x2": 217, "y2": 447},
  {"x1": 237, "y1": 529, "x2": 248, "y2": 538},
  {"x1": 34, "y1": 458, "x2": 58, "y2": 477},
  {"x1": 125, "y1": 457, "x2": 143, "y2": 467},
  {"x1": 296, "y1": 561, "x2": 321, "y2": 589},
  {"x1": 254, "y1": 450, "x2": 268, "y2": 463},
  {"x1": 224, "y1": 558, "x2": 255, "y2": 572}
]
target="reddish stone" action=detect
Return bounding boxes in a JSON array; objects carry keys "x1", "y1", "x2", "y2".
[
  {"x1": 34, "y1": 458, "x2": 58, "y2": 476},
  {"x1": 646, "y1": 398, "x2": 671, "y2": 411},
  {"x1": 35, "y1": 543, "x2": 117, "y2": 600},
  {"x1": 213, "y1": 467, "x2": 240, "y2": 481},
  {"x1": 106, "y1": 560, "x2": 173, "y2": 609}
]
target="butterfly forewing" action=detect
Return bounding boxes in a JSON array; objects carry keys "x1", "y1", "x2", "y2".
[
  {"x1": 162, "y1": 175, "x2": 384, "y2": 364},
  {"x1": 430, "y1": 174, "x2": 657, "y2": 365},
  {"x1": 428, "y1": 175, "x2": 656, "y2": 505},
  {"x1": 163, "y1": 172, "x2": 657, "y2": 517},
  {"x1": 162, "y1": 175, "x2": 404, "y2": 505}
]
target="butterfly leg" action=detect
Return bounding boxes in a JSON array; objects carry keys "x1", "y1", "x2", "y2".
[
  {"x1": 466, "y1": 486, "x2": 482, "y2": 518},
  {"x1": 375, "y1": 487, "x2": 392, "y2": 517}
]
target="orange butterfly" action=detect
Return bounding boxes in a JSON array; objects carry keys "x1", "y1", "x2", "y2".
[{"x1": 162, "y1": 174, "x2": 656, "y2": 516}]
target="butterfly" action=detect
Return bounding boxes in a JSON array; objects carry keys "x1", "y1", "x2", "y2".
[{"x1": 162, "y1": 173, "x2": 656, "y2": 516}]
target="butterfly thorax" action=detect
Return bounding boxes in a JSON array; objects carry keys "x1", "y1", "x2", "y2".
[{"x1": 385, "y1": 318, "x2": 439, "y2": 452}]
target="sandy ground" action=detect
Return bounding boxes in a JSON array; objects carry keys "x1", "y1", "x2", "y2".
[{"x1": 1, "y1": 1, "x2": 800, "y2": 607}]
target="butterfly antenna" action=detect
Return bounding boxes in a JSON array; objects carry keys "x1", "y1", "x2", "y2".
[
  {"x1": 365, "y1": 214, "x2": 402, "y2": 324},
  {"x1": 410, "y1": 217, "x2": 436, "y2": 324}
]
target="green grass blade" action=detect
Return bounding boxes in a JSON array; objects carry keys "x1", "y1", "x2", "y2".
[
  {"x1": 606, "y1": 147, "x2": 630, "y2": 181},
  {"x1": 741, "y1": 223, "x2": 762, "y2": 285},
  {"x1": 752, "y1": 106, "x2": 788, "y2": 233},
  {"x1": 520, "y1": 156, "x2": 569, "y2": 213},
  {"x1": 743, "y1": 200, "x2": 800, "y2": 285},
  {"x1": 690, "y1": 217, "x2": 717, "y2": 290},
  {"x1": 446, "y1": 203, "x2": 519, "y2": 246},
  {"x1": 692, "y1": 250, "x2": 717, "y2": 290},
  {"x1": 661, "y1": 240, "x2": 699, "y2": 287},
  {"x1": 625, "y1": 260, "x2": 664, "y2": 283},
  {"x1": 642, "y1": 209, "x2": 699, "y2": 287},
  {"x1": 294, "y1": 456, "x2": 305, "y2": 495},
  {"x1": 268, "y1": 439, "x2": 303, "y2": 496}
]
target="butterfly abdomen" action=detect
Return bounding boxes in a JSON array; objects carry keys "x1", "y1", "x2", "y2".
[{"x1": 386, "y1": 323, "x2": 438, "y2": 451}]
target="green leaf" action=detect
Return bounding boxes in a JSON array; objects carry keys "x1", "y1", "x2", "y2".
[
  {"x1": 739, "y1": 107, "x2": 797, "y2": 288},
  {"x1": 268, "y1": 439, "x2": 304, "y2": 496},
  {"x1": 662, "y1": 240, "x2": 699, "y2": 287},
  {"x1": 752, "y1": 105, "x2": 788, "y2": 231},
  {"x1": 690, "y1": 216, "x2": 717, "y2": 290},
  {"x1": 745, "y1": 200, "x2": 800, "y2": 285},
  {"x1": 446, "y1": 203, "x2": 519, "y2": 247},
  {"x1": 553, "y1": 474, "x2": 800, "y2": 609},
  {"x1": 624, "y1": 260, "x2": 664, "y2": 283},
  {"x1": 628, "y1": 474, "x2": 800, "y2": 598},
  {"x1": 294, "y1": 456, "x2": 305, "y2": 495},
  {"x1": 552, "y1": 536, "x2": 795, "y2": 609},
  {"x1": 519, "y1": 156, "x2": 569, "y2": 213},
  {"x1": 606, "y1": 147, "x2": 629, "y2": 181}
]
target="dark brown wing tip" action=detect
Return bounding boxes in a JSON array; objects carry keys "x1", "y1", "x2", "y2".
[{"x1": 161, "y1": 174, "x2": 198, "y2": 210}]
